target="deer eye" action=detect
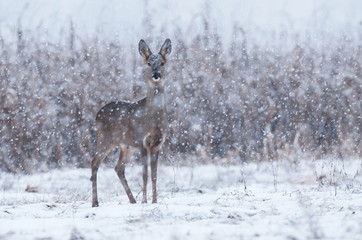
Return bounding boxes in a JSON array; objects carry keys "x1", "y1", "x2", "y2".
[
  {"x1": 147, "y1": 63, "x2": 151, "y2": 66},
  {"x1": 160, "y1": 62, "x2": 165, "y2": 66}
]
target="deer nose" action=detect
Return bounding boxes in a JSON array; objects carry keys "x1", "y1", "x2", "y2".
[{"x1": 152, "y1": 72, "x2": 161, "y2": 80}]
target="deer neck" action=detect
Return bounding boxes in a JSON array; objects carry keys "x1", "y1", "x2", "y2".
[
  {"x1": 146, "y1": 81, "x2": 166, "y2": 111},
  {"x1": 144, "y1": 81, "x2": 167, "y2": 133}
]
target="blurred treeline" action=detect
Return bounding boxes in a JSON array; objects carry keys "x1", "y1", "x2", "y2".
[{"x1": 0, "y1": 21, "x2": 361, "y2": 173}]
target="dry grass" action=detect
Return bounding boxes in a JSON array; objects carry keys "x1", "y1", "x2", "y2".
[{"x1": 0, "y1": 22, "x2": 361, "y2": 173}]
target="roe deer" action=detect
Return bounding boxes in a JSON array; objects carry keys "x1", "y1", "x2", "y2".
[{"x1": 90, "y1": 39, "x2": 172, "y2": 207}]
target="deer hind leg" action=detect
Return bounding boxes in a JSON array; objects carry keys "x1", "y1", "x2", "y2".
[
  {"x1": 91, "y1": 138, "x2": 114, "y2": 207},
  {"x1": 91, "y1": 155, "x2": 101, "y2": 207},
  {"x1": 115, "y1": 147, "x2": 136, "y2": 204},
  {"x1": 150, "y1": 151, "x2": 159, "y2": 203}
]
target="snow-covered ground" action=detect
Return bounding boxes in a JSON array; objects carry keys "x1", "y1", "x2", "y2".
[{"x1": 0, "y1": 159, "x2": 361, "y2": 240}]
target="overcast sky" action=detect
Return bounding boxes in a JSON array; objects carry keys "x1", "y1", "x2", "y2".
[{"x1": 1, "y1": 0, "x2": 361, "y2": 44}]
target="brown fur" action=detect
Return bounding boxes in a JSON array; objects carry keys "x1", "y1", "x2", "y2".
[{"x1": 91, "y1": 39, "x2": 172, "y2": 207}]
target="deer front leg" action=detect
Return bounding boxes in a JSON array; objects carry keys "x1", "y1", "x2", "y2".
[
  {"x1": 141, "y1": 147, "x2": 148, "y2": 203},
  {"x1": 150, "y1": 151, "x2": 159, "y2": 203}
]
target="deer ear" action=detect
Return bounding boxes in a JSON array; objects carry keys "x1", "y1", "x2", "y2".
[
  {"x1": 139, "y1": 39, "x2": 152, "y2": 61},
  {"x1": 159, "y1": 39, "x2": 172, "y2": 59}
]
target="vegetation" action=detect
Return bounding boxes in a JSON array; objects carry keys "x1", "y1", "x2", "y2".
[{"x1": 0, "y1": 20, "x2": 361, "y2": 173}]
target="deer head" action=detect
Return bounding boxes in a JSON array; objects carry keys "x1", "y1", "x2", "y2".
[{"x1": 139, "y1": 39, "x2": 172, "y2": 84}]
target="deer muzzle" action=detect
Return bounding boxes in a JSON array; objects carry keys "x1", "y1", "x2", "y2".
[{"x1": 152, "y1": 72, "x2": 161, "y2": 82}]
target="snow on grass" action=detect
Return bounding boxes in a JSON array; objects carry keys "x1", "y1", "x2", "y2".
[{"x1": 0, "y1": 159, "x2": 361, "y2": 240}]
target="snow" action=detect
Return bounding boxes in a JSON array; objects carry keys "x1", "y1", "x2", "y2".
[
  {"x1": 0, "y1": 1, "x2": 361, "y2": 239},
  {"x1": 1, "y1": 159, "x2": 361, "y2": 239}
]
